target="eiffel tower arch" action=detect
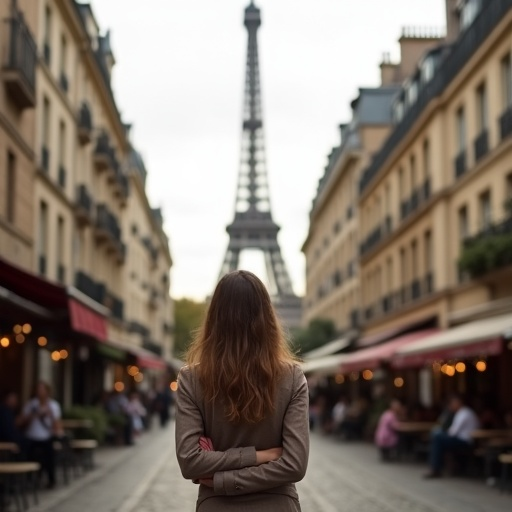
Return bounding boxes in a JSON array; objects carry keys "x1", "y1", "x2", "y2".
[{"x1": 218, "y1": 1, "x2": 301, "y2": 329}]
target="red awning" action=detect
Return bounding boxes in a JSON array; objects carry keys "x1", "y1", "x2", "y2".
[
  {"x1": 68, "y1": 298, "x2": 107, "y2": 342},
  {"x1": 136, "y1": 353, "x2": 167, "y2": 371},
  {"x1": 340, "y1": 329, "x2": 438, "y2": 374},
  {"x1": 391, "y1": 314, "x2": 512, "y2": 369},
  {"x1": 392, "y1": 338, "x2": 503, "y2": 369},
  {"x1": 0, "y1": 257, "x2": 67, "y2": 310}
]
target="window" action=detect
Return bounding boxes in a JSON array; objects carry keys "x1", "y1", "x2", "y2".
[
  {"x1": 476, "y1": 83, "x2": 488, "y2": 131},
  {"x1": 460, "y1": 0, "x2": 482, "y2": 31},
  {"x1": 411, "y1": 240, "x2": 418, "y2": 279},
  {"x1": 59, "y1": 120, "x2": 66, "y2": 166},
  {"x1": 479, "y1": 190, "x2": 492, "y2": 230},
  {"x1": 502, "y1": 53, "x2": 512, "y2": 108},
  {"x1": 399, "y1": 167, "x2": 405, "y2": 200},
  {"x1": 507, "y1": 174, "x2": 512, "y2": 199},
  {"x1": 385, "y1": 183, "x2": 391, "y2": 216},
  {"x1": 38, "y1": 201, "x2": 48, "y2": 276},
  {"x1": 60, "y1": 35, "x2": 67, "y2": 74},
  {"x1": 410, "y1": 155, "x2": 417, "y2": 191},
  {"x1": 387, "y1": 257, "x2": 393, "y2": 293},
  {"x1": 42, "y1": 97, "x2": 50, "y2": 146},
  {"x1": 57, "y1": 216, "x2": 65, "y2": 283},
  {"x1": 423, "y1": 140, "x2": 431, "y2": 179},
  {"x1": 424, "y1": 230, "x2": 432, "y2": 272},
  {"x1": 458, "y1": 206, "x2": 469, "y2": 241},
  {"x1": 44, "y1": 6, "x2": 52, "y2": 64},
  {"x1": 456, "y1": 107, "x2": 466, "y2": 152},
  {"x1": 6, "y1": 152, "x2": 16, "y2": 223},
  {"x1": 400, "y1": 248, "x2": 407, "y2": 287}
]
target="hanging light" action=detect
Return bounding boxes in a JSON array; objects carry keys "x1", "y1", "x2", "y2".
[
  {"x1": 51, "y1": 351, "x2": 61, "y2": 361},
  {"x1": 475, "y1": 360, "x2": 487, "y2": 372},
  {"x1": 1, "y1": 337, "x2": 10, "y2": 348},
  {"x1": 334, "y1": 374, "x2": 345, "y2": 384},
  {"x1": 15, "y1": 334, "x2": 25, "y2": 344},
  {"x1": 170, "y1": 381, "x2": 178, "y2": 392},
  {"x1": 114, "y1": 381, "x2": 125, "y2": 392},
  {"x1": 37, "y1": 336, "x2": 48, "y2": 347},
  {"x1": 394, "y1": 377, "x2": 404, "y2": 388},
  {"x1": 59, "y1": 349, "x2": 69, "y2": 359},
  {"x1": 455, "y1": 362, "x2": 466, "y2": 373},
  {"x1": 13, "y1": 325, "x2": 22, "y2": 334},
  {"x1": 134, "y1": 372, "x2": 144, "y2": 383},
  {"x1": 362, "y1": 370, "x2": 374, "y2": 381},
  {"x1": 22, "y1": 323, "x2": 32, "y2": 334}
]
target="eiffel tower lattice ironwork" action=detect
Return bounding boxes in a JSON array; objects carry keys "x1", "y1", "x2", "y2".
[{"x1": 218, "y1": 1, "x2": 301, "y2": 328}]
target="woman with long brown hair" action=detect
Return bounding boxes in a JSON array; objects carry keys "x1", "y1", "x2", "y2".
[{"x1": 176, "y1": 270, "x2": 309, "y2": 511}]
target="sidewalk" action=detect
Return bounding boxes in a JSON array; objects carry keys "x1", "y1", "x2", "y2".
[{"x1": 31, "y1": 424, "x2": 174, "y2": 512}]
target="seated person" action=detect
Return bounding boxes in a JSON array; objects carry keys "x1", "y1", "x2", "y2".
[
  {"x1": 424, "y1": 394, "x2": 480, "y2": 479},
  {"x1": 0, "y1": 390, "x2": 23, "y2": 445},
  {"x1": 374, "y1": 399, "x2": 404, "y2": 461}
]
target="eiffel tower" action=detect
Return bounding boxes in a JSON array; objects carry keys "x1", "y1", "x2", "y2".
[{"x1": 218, "y1": 1, "x2": 301, "y2": 329}]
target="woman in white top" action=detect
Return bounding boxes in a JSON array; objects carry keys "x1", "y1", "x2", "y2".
[{"x1": 21, "y1": 381, "x2": 62, "y2": 488}]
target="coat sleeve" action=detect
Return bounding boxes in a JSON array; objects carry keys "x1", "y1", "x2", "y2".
[
  {"x1": 175, "y1": 367, "x2": 257, "y2": 480},
  {"x1": 213, "y1": 366, "x2": 309, "y2": 495}
]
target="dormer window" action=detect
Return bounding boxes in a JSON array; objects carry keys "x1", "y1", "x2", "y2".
[
  {"x1": 421, "y1": 57, "x2": 435, "y2": 84},
  {"x1": 406, "y1": 80, "x2": 418, "y2": 107},
  {"x1": 393, "y1": 99, "x2": 404, "y2": 123},
  {"x1": 459, "y1": 0, "x2": 482, "y2": 31}
]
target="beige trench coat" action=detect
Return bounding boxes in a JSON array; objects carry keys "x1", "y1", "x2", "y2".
[{"x1": 175, "y1": 364, "x2": 309, "y2": 511}]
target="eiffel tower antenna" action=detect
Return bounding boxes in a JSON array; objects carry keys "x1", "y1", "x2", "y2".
[{"x1": 217, "y1": 1, "x2": 301, "y2": 328}]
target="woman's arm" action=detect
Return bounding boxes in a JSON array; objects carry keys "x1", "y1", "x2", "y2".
[
  {"x1": 212, "y1": 367, "x2": 310, "y2": 495},
  {"x1": 175, "y1": 368, "x2": 259, "y2": 480}
]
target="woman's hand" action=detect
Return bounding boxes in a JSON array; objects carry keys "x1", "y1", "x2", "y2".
[
  {"x1": 199, "y1": 436, "x2": 214, "y2": 451},
  {"x1": 256, "y1": 447, "x2": 283, "y2": 465}
]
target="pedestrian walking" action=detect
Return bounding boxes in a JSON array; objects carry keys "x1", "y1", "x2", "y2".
[{"x1": 176, "y1": 270, "x2": 309, "y2": 511}]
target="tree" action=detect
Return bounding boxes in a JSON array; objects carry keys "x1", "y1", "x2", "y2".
[
  {"x1": 173, "y1": 298, "x2": 207, "y2": 358},
  {"x1": 291, "y1": 318, "x2": 337, "y2": 356}
]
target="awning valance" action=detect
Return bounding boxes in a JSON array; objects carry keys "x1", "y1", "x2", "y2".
[
  {"x1": 340, "y1": 330, "x2": 438, "y2": 374},
  {"x1": 303, "y1": 336, "x2": 352, "y2": 360},
  {"x1": 392, "y1": 313, "x2": 512, "y2": 369},
  {"x1": 301, "y1": 354, "x2": 350, "y2": 376},
  {"x1": 68, "y1": 298, "x2": 107, "y2": 342}
]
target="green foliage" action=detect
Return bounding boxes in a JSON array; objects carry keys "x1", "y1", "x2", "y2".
[
  {"x1": 291, "y1": 318, "x2": 337, "y2": 355},
  {"x1": 173, "y1": 298, "x2": 207, "y2": 358},
  {"x1": 63, "y1": 406, "x2": 109, "y2": 444},
  {"x1": 459, "y1": 234, "x2": 512, "y2": 278}
]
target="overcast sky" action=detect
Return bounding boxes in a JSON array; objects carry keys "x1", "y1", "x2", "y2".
[{"x1": 90, "y1": 0, "x2": 446, "y2": 300}]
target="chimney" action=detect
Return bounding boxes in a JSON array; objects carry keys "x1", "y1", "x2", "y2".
[
  {"x1": 380, "y1": 52, "x2": 401, "y2": 86},
  {"x1": 445, "y1": 0, "x2": 460, "y2": 43},
  {"x1": 398, "y1": 27, "x2": 444, "y2": 78}
]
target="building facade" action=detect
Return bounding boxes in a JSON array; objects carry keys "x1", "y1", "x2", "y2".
[
  {"x1": 302, "y1": 32, "x2": 441, "y2": 335},
  {"x1": 0, "y1": 0, "x2": 174, "y2": 406},
  {"x1": 303, "y1": 0, "x2": 512, "y2": 414}
]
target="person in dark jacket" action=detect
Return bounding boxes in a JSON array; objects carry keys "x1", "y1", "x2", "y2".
[{"x1": 0, "y1": 390, "x2": 23, "y2": 444}]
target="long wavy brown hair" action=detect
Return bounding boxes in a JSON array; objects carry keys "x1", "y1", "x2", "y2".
[{"x1": 186, "y1": 270, "x2": 297, "y2": 423}]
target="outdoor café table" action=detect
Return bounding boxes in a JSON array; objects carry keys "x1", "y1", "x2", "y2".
[
  {"x1": 471, "y1": 429, "x2": 512, "y2": 440},
  {"x1": 61, "y1": 419, "x2": 94, "y2": 430},
  {"x1": 395, "y1": 422, "x2": 436, "y2": 460},
  {"x1": 0, "y1": 462, "x2": 40, "y2": 512}
]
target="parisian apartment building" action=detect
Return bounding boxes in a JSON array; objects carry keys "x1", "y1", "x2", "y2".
[
  {"x1": 303, "y1": 0, "x2": 512, "y2": 412},
  {"x1": 0, "y1": 0, "x2": 174, "y2": 407}
]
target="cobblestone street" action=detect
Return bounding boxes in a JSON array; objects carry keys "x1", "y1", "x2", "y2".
[{"x1": 33, "y1": 423, "x2": 511, "y2": 512}]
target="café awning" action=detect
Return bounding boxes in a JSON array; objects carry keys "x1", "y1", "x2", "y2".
[
  {"x1": 340, "y1": 329, "x2": 438, "y2": 374},
  {"x1": 302, "y1": 336, "x2": 352, "y2": 360},
  {"x1": 301, "y1": 354, "x2": 350, "y2": 376},
  {"x1": 68, "y1": 298, "x2": 108, "y2": 342},
  {"x1": 392, "y1": 313, "x2": 512, "y2": 368}
]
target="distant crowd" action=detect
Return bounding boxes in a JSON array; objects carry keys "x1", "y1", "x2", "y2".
[{"x1": 310, "y1": 390, "x2": 512, "y2": 478}]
